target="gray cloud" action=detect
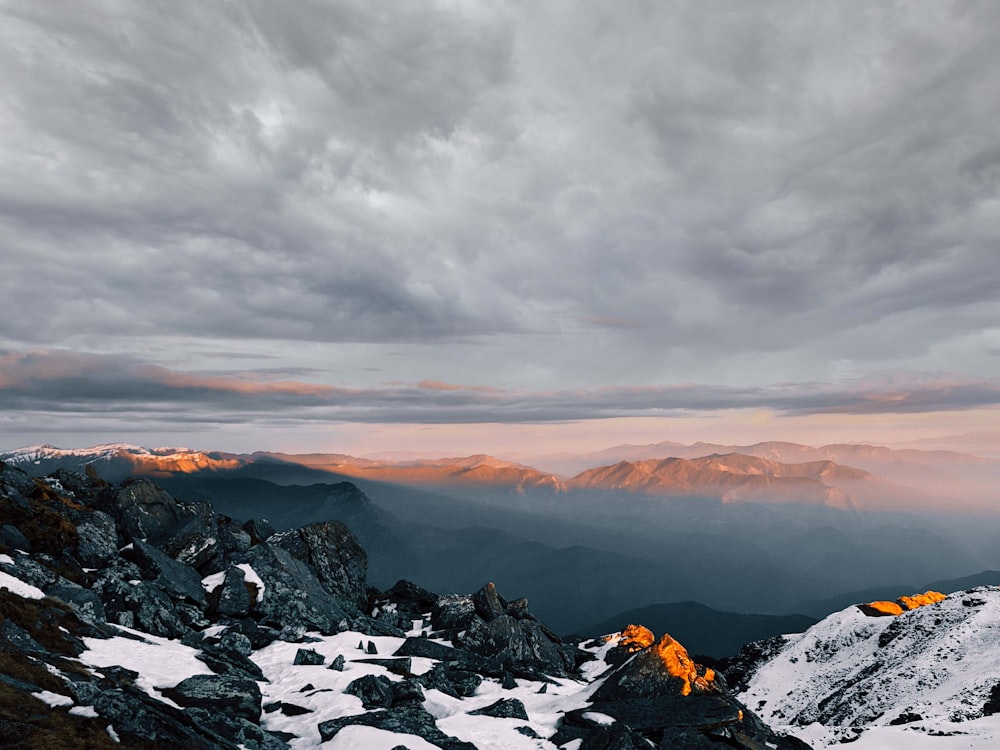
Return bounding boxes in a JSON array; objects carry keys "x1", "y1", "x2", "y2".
[
  {"x1": 2, "y1": 0, "x2": 999, "y2": 421},
  {"x1": 2, "y1": 350, "x2": 998, "y2": 428}
]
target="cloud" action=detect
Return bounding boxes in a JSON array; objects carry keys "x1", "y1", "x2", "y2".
[
  {"x1": 1, "y1": 1, "x2": 998, "y2": 398},
  {"x1": 2, "y1": 349, "x2": 998, "y2": 427}
]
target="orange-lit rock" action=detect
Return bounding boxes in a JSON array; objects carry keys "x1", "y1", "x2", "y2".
[
  {"x1": 899, "y1": 591, "x2": 946, "y2": 610},
  {"x1": 621, "y1": 623, "x2": 655, "y2": 651},
  {"x1": 858, "y1": 600, "x2": 905, "y2": 617},
  {"x1": 858, "y1": 590, "x2": 947, "y2": 617},
  {"x1": 592, "y1": 629, "x2": 718, "y2": 701},
  {"x1": 653, "y1": 633, "x2": 716, "y2": 696}
]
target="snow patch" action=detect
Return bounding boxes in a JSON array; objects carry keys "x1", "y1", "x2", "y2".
[
  {"x1": 0, "y1": 570, "x2": 45, "y2": 599},
  {"x1": 32, "y1": 690, "x2": 73, "y2": 707},
  {"x1": 79, "y1": 626, "x2": 213, "y2": 704}
]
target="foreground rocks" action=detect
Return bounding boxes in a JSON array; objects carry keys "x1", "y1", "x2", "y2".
[{"x1": 0, "y1": 460, "x2": 810, "y2": 749}]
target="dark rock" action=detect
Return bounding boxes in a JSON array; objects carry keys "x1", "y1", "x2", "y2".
[
  {"x1": 211, "y1": 566, "x2": 257, "y2": 618},
  {"x1": 0, "y1": 524, "x2": 30, "y2": 551},
  {"x1": 388, "y1": 579, "x2": 439, "y2": 611},
  {"x1": 160, "y1": 673, "x2": 262, "y2": 722},
  {"x1": 100, "y1": 479, "x2": 196, "y2": 546},
  {"x1": 432, "y1": 594, "x2": 476, "y2": 631},
  {"x1": 345, "y1": 674, "x2": 395, "y2": 709},
  {"x1": 502, "y1": 672, "x2": 518, "y2": 690},
  {"x1": 74, "y1": 510, "x2": 117, "y2": 566},
  {"x1": 329, "y1": 654, "x2": 345, "y2": 671},
  {"x1": 198, "y1": 643, "x2": 266, "y2": 680},
  {"x1": 318, "y1": 702, "x2": 477, "y2": 750},
  {"x1": 244, "y1": 518, "x2": 276, "y2": 545},
  {"x1": 469, "y1": 697, "x2": 529, "y2": 720},
  {"x1": 472, "y1": 581, "x2": 508, "y2": 621},
  {"x1": 590, "y1": 634, "x2": 718, "y2": 702},
  {"x1": 240, "y1": 542, "x2": 354, "y2": 634},
  {"x1": 294, "y1": 648, "x2": 325, "y2": 666},
  {"x1": 92, "y1": 687, "x2": 235, "y2": 749},
  {"x1": 279, "y1": 703, "x2": 312, "y2": 716},
  {"x1": 183, "y1": 706, "x2": 268, "y2": 750},
  {"x1": 366, "y1": 640, "x2": 378, "y2": 654},
  {"x1": 394, "y1": 637, "x2": 502, "y2": 677},
  {"x1": 456, "y1": 614, "x2": 572, "y2": 677},
  {"x1": 45, "y1": 584, "x2": 106, "y2": 625},
  {"x1": 162, "y1": 506, "x2": 222, "y2": 571},
  {"x1": 99, "y1": 577, "x2": 190, "y2": 638},
  {"x1": 392, "y1": 679, "x2": 426, "y2": 705},
  {"x1": 356, "y1": 657, "x2": 412, "y2": 676},
  {"x1": 537, "y1": 683, "x2": 548, "y2": 694},
  {"x1": 270, "y1": 521, "x2": 367, "y2": 609},
  {"x1": 416, "y1": 664, "x2": 483, "y2": 699},
  {"x1": 219, "y1": 631, "x2": 253, "y2": 657},
  {"x1": 129, "y1": 538, "x2": 207, "y2": 606}
]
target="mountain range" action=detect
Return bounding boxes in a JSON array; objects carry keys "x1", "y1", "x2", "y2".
[{"x1": 4, "y1": 449, "x2": 1000, "y2": 748}]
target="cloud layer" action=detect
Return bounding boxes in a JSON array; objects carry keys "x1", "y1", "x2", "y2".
[{"x1": 2, "y1": 1, "x2": 999, "y2": 443}]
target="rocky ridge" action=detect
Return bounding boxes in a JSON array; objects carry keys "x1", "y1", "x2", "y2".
[
  {"x1": 0, "y1": 459, "x2": 806, "y2": 749},
  {"x1": 733, "y1": 585, "x2": 1000, "y2": 748}
]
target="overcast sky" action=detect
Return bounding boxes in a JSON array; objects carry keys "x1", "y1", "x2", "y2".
[{"x1": 2, "y1": 0, "x2": 999, "y2": 455}]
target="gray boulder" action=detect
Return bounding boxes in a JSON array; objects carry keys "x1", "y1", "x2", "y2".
[{"x1": 160, "y1": 673, "x2": 262, "y2": 722}]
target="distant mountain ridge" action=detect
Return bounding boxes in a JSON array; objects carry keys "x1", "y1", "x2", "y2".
[{"x1": 0, "y1": 441, "x2": 967, "y2": 512}]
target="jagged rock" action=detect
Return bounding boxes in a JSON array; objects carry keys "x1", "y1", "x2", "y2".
[
  {"x1": 99, "y1": 577, "x2": 190, "y2": 638},
  {"x1": 210, "y1": 566, "x2": 255, "y2": 618},
  {"x1": 718, "y1": 634, "x2": 789, "y2": 693},
  {"x1": 45, "y1": 583, "x2": 106, "y2": 625},
  {"x1": 392, "y1": 679, "x2": 425, "y2": 705},
  {"x1": 591, "y1": 633, "x2": 718, "y2": 701},
  {"x1": 394, "y1": 637, "x2": 502, "y2": 676},
  {"x1": 239, "y1": 542, "x2": 353, "y2": 634},
  {"x1": 357, "y1": 656, "x2": 412, "y2": 676},
  {"x1": 270, "y1": 521, "x2": 367, "y2": 609},
  {"x1": 293, "y1": 648, "x2": 325, "y2": 666},
  {"x1": 329, "y1": 654, "x2": 345, "y2": 671},
  {"x1": 68, "y1": 508, "x2": 119, "y2": 568},
  {"x1": 456, "y1": 612, "x2": 572, "y2": 677},
  {"x1": 198, "y1": 641, "x2": 266, "y2": 680},
  {"x1": 100, "y1": 479, "x2": 197, "y2": 546},
  {"x1": 162, "y1": 506, "x2": 222, "y2": 570},
  {"x1": 501, "y1": 672, "x2": 518, "y2": 689},
  {"x1": 472, "y1": 581, "x2": 508, "y2": 620},
  {"x1": 416, "y1": 663, "x2": 482, "y2": 699},
  {"x1": 345, "y1": 674, "x2": 395, "y2": 709},
  {"x1": 387, "y1": 579, "x2": 439, "y2": 611},
  {"x1": 0, "y1": 523, "x2": 30, "y2": 551},
  {"x1": 432, "y1": 593, "x2": 476, "y2": 631},
  {"x1": 129, "y1": 539, "x2": 207, "y2": 606},
  {"x1": 366, "y1": 640, "x2": 378, "y2": 654},
  {"x1": 92, "y1": 687, "x2": 240, "y2": 749},
  {"x1": 318, "y1": 702, "x2": 477, "y2": 749},
  {"x1": 160, "y1": 673, "x2": 262, "y2": 722},
  {"x1": 244, "y1": 518, "x2": 276, "y2": 545},
  {"x1": 469, "y1": 697, "x2": 529, "y2": 720}
]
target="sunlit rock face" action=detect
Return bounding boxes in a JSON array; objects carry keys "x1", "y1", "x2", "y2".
[
  {"x1": 593, "y1": 630, "x2": 718, "y2": 701},
  {"x1": 858, "y1": 590, "x2": 946, "y2": 617}
]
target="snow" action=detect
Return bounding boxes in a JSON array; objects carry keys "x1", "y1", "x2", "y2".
[
  {"x1": 741, "y1": 587, "x2": 1000, "y2": 749},
  {"x1": 324, "y1": 726, "x2": 440, "y2": 749},
  {"x1": 250, "y1": 629, "x2": 600, "y2": 749},
  {"x1": 0, "y1": 553, "x2": 15, "y2": 564},
  {"x1": 201, "y1": 563, "x2": 266, "y2": 596},
  {"x1": 0, "y1": 570, "x2": 45, "y2": 599},
  {"x1": 32, "y1": 690, "x2": 73, "y2": 707},
  {"x1": 79, "y1": 625, "x2": 214, "y2": 704},
  {"x1": 69, "y1": 705, "x2": 99, "y2": 718}
]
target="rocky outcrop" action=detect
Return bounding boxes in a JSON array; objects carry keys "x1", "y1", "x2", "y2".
[
  {"x1": 858, "y1": 590, "x2": 946, "y2": 617},
  {"x1": 569, "y1": 626, "x2": 810, "y2": 750},
  {"x1": 0, "y1": 461, "x2": 809, "y2": 750}
]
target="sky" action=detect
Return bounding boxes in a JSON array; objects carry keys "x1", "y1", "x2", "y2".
[{"x1": 2, "y1": 0, "x2": 999, "y2": 457}]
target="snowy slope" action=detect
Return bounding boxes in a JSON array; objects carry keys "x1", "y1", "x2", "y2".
[{"x1": 741, "y1": 586, "x2": 1000, "y2": 748}]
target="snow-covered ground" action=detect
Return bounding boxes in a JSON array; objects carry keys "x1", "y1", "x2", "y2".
[
  {"x1": 251, "y1": 622, "x2": 616, "y2": 749},
  {"x1": 741, "y1": 587, "x2": 1000, "y2": 749}
]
